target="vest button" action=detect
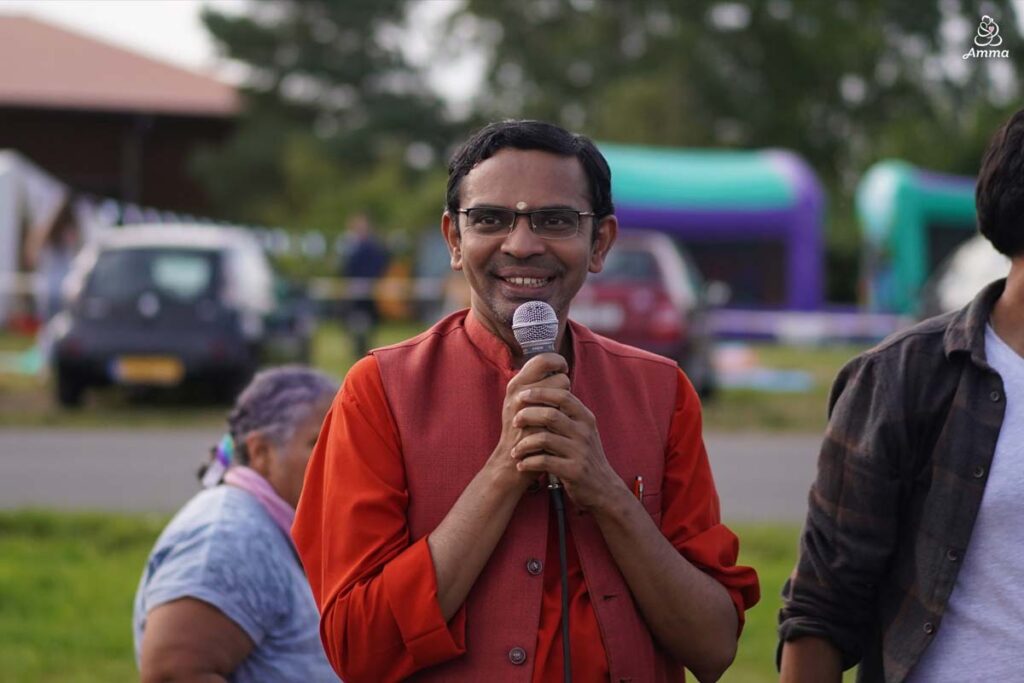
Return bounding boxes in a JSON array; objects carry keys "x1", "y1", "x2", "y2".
[
  {"x1": 990, "y1": 389, "x2": 1002, "y2": 402},
  {"x1": 526, "y1": 558, "x2": 543, "y2": 575},
  {"x1": 973, "y1": 466, "x2": 986, "y2": 479},
  {"x1": 508, "y1": 646, "x2": 527, "y2": 665},
  {"x1": 923, "y1": 622, "x2": 935, "y2": 635}
]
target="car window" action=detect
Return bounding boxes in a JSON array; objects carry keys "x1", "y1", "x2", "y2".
[
  {"x1": 223, "y1": 244, "x2": 274, "y2": 314},
  {"x1": 86, "y1": 249, "x2": 217, "y2": 303},
  {"x1": 592, "y1": 247, "x2": 661, "y2": 282}
]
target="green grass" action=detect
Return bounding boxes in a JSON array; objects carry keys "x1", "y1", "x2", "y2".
[
  {"x1": 0, "y1": 511, "x2": 168, "y2": 682},
  {"x1": 0, "y1": 511, "x2": 822, "y2": 681},
  {"x1": 0, "y1": 322, "x2": 421, "y2": 428},
  {"x1": 0, "y1": 326, "x2": 866, "y2": 432},
  {"x1": 725, "y1": 523, "x2": 798, "y2": 682},
  {"x1": 704, "y1": 343, "x2": 866, "y2": 433}
]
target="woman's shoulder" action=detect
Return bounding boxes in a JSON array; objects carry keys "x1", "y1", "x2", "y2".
[
  {"x1": 147, "y1": 487, "x2": 294, "y2": 600},
  {"x1": 158, "y1": 488, "x2": 280, "y2": 558}
]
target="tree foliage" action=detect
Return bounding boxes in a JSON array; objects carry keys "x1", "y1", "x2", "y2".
[
  {"x1": 193, "y1": 0, "x2": 1023, "y2": 299},
  {"x1": 192, "y1": 0, "x2": 455, "y2": 236},
  {"x1": 459, "y1": 0, "x2": 1022, "y2": 187},
  {"x1": 453, "y1": 0, "x2": 1021, "y2": 299}
]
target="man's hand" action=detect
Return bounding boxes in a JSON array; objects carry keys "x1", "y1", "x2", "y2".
[
  {"x1": 486, "y1": 353, "x2": 571, "y2": 490},
  {"x1": 509, "y1": 385, "x2": 627, "y2": 511}
]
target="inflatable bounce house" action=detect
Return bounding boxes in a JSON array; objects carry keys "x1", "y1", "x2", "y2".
[{"x1": 601, "y1": 143, "x2": 826, "y2": 311}]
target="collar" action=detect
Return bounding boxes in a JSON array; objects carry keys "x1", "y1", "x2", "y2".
[
  {"x1": 943, "y1": 278, "x2": 1006, "y2": 365},
  {"x1": 463, "y1": 308, "x2": 579, "y2": 380},
  {"x1": 224, "y1": 465, "x2": 296, "y2": 542}
]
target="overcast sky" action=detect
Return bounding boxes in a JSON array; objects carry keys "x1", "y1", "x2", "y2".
[
  {"x1": 0, "y1": 0, "x2": 483, "y2": 112},
  {"x1": 2, "y1": 0, "x2": 1021, "y2": 111}
]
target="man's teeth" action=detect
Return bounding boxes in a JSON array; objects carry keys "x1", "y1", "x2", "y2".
[{"x1": 505, "y1": 277, "x2": 548, "y2": 287}]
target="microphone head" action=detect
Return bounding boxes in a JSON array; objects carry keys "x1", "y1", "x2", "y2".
[{"x1": 512, "y1": 301, "x2": 559, "y2": 356}]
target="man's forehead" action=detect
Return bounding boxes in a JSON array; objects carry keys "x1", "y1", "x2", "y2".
[{"x1": 459, "y1": 149, "x2": 590, "y2": 207}]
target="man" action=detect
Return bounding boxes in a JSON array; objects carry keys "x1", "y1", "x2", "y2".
[
  {"x1": 337, "y1": 212, "x2": 390, "y2": 358},
  {"x1": 294, "y1": 120, "x2": 759, "y2": 682},
  {"x1": 779, "y1": 108, "x2": 1024, "y2": 682}
]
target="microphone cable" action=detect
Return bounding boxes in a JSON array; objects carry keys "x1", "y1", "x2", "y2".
[{"x1": 549, "y1": 482, "x2": 572, "y2": 682}]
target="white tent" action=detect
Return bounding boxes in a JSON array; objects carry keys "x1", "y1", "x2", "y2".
[{"x1": 0, "y1": 150, "x2": 67, "y2": 325}]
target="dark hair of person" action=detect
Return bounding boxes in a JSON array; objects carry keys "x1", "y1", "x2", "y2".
[
  {"x1": 976, "y1": 107, "x2": 1024, "y2": 257},
  {"x1": 445, "y1": 119, "x2": 615, "y2": 234}
]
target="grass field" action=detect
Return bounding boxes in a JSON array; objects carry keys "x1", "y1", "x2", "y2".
[
  {"x1": 0, "y1": 323, "x2": 864, "y2": 432},
  {"x1": 0, "y1": 510, "x2": 811, "y2": 682}
]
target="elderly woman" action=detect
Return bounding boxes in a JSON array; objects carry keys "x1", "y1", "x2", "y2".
[{"x1": 133, "y1": 366, "x2": 338, "y2": 682}]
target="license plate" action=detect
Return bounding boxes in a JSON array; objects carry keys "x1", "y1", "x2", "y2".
[{"x1": 112, "y1": 356, "x2": 185, "y2": 385}]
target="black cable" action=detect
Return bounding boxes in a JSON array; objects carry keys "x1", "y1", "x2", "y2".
[{"x1": 550, "y1": 486, "x2": 572, "y2": 683}]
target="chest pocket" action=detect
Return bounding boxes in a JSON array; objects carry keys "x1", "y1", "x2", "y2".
[{"x1": 641, "y1": 488, "x2": 663, "y2": 526}]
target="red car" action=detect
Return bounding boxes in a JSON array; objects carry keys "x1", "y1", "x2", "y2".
[{"x1": 571, "y1": 229, "x2": 717, "y2": 397}]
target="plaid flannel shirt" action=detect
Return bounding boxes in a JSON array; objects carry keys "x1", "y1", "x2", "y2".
[{"x1": 779, "y1": 279, "x2": 1009, "y2": 683}]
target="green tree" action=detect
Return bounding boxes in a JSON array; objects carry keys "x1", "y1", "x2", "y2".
[
  {"x1": 192, "y1": 0, "x2": 456, "y2": 237},
  {"x1": 455, "y1": 0, "x2": 1023, "y2": 300}
]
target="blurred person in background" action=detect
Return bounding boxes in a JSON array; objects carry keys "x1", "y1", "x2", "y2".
[
  {"x1": 779, "y1": 108, "x2": 1024, "y2": 681},
  {"x1": 133, "y1": 366, "x2": 338, "y2": 683},
  {"x1": 26, "y1": 192, "x2": 82, "y2": 324},
  {"x1": 337, "y1": 212, "x2": 390, "y2": 358},
  {"x1": 294, "y1": 120, "x2": 758, "y2": 682}
]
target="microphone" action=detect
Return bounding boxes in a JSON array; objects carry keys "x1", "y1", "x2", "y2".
[
  {"x1": 512, "y1": 301, "x2": 561, "y2": 488},
  {"x1": 512, "y1": 300, "x2": 573, "y2": 682}
]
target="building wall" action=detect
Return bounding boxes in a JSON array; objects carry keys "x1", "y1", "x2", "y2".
[{"x1": 0, "y1": 106, "x2": 233, "y2": 215}]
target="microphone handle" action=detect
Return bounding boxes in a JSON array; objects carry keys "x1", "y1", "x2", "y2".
[{"x1": 524, "y1": 343, "x2": 563, "y2": 489}]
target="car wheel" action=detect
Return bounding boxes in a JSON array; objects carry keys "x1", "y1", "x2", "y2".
[{"x1": 56, "y1": 371, "x2": 86, "y2": 408}]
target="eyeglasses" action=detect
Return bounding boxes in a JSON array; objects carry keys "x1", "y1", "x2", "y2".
[{"x1": 457, "y1": 207, "x2": 595, "y2": 240}]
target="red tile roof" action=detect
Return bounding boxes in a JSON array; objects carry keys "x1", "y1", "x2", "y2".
[{"x1": 0, "y1": 15, "x2": 239, "y2": 117}]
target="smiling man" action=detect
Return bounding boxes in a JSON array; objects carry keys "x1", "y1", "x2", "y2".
[{"x1": 293, "y1": 120, "x2": 759, "y2": 682}]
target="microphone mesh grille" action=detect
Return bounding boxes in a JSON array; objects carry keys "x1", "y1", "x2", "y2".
[{"x1": 512, "y1": 301, "x2": 559, "y2": 349}]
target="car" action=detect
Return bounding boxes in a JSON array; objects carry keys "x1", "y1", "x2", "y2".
[
  {"x1": 570, "y1": 229, "x2": 718, "y2": 397},
  {"x1": 49, "y1": 224, "x2": 314, "y2": 407},
  {"x1": 918, "y1": 235, "x2": 1010, "y2": 318}
]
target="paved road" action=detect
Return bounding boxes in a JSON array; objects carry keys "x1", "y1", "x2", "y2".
[{"x1": 0, "y1": 429, "x2": 821, "y2": 522}]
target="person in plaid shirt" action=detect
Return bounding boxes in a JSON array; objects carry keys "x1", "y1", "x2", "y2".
[{"x1": 779, "y1": 107, "x2": 1024, "y2": 682}]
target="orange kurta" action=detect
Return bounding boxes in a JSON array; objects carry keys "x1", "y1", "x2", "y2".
[{"x1": 294, "y1": 327, "x2": 759, "y2": 681}]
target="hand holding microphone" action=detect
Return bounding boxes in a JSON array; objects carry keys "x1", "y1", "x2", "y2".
[{"x1": 510, "y1": 301, "x2": 623, "y2": 512}]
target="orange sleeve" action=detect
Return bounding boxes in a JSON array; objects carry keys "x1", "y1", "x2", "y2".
[
  {"x1": 661, "y1": 369, "x2": 760, "y2": 631},
  {"x1": 292, "y1": 356, "x2": 466, "y2": 681}
]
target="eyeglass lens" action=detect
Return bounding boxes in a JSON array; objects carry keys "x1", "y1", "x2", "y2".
[{"x1": 464, "y1": 208, "x2": 580, "y2": 238}]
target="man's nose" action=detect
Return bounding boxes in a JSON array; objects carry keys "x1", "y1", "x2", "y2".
[{"x1": 501, "y1": 215, "x2": 545, "y2": 258}]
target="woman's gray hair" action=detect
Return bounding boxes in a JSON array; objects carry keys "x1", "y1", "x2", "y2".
[{"x1": 227, "y1": 365, "x2": 337, "y2": 463}]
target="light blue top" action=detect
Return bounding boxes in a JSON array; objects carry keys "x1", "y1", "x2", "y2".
[{"x1": 133, "y1": 486, "x2": 337, "y2": 682}]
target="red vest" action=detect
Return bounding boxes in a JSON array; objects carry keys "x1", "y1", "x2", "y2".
[{"x1": 373, "y1": 310, "x2": 682, "y2": 681}]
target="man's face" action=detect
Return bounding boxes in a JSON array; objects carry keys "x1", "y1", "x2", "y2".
[{"x1": 441, "y1": 148, "x2": 616, "y2": 341}]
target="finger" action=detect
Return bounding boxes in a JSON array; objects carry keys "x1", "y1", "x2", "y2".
[
  {"x1": 511, "y1": 431, "x2": 574, "y2": 460},
  {"x1": 528, "y1": 371, "x2": 571, "y2": 392},
  {"x1": 516, "y1": 453, "x2": 572, "y2": 480},
  {"x1": 511, "y1": 353, "x2": 568, "y2": 388},
  {"x1": 513, "y1": 406, "x2": 574, "y2": 436},
  {"x1": 519, "y1": 387, "x2": 591, "y2": 422},
  {"x1": 523, "y1": 352, "x2": 568, "y2": 376}
]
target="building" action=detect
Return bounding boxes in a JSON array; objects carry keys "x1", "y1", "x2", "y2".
[{"x1": 0, "y1": 15, "x2": 239, "y2": 215}]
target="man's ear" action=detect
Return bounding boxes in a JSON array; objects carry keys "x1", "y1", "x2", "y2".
[
  {"x1": 441, "y1": 212, "x2": 463, "y2": 271},
  {"x1": 244, "y1": 433, "x2": 272, "y2": 478},
  {"x1": 589, "y1": 215, "x2": 618, "y2": 274}
]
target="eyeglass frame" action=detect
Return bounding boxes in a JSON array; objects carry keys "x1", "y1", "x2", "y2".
[{"x1": 455, "y1": 206, "x2": 597, "y2": 240}]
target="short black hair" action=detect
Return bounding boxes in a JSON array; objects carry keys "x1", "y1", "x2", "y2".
[
  {"x1": 445, "y1": 120, "x2": 614, "y2": 224},
  {"x1": 976, "y1": 108, "x2": 1024, "y2": 257}
]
